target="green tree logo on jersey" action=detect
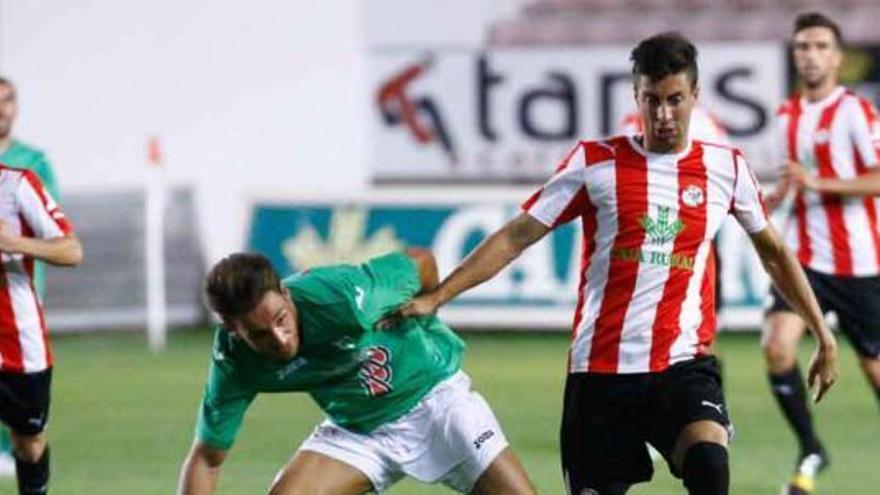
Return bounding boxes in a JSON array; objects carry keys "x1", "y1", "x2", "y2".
[{"x1": 639, "y1": 206, "x2": 684, "y2": 245}]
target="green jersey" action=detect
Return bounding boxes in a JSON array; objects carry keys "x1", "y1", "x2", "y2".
[
  {"x1": 196, "y1": 252, "x2": 465, "y2": 450},
  {"x1": 0, "y1": 140, "x2": 60, "y2": 298}
]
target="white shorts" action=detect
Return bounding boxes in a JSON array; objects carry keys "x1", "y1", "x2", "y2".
[{"x1": 299, "y1": 370, "x2": 509, "y2": 493}]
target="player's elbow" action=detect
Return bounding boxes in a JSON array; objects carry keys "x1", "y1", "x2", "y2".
[{"x1": 406, "y1": 247, "x2": 439, "y2": 292}]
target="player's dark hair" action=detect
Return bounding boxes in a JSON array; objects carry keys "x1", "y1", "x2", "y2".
[
  {"x1": 794, "y1": 12, "x2": 843, "y2": 47},
  {"x1": 205, "y1": 252, "x2": 282, "y2": 323},
  {"x1": 631, "y1": 32, "x2": 698, "y2": 88}
]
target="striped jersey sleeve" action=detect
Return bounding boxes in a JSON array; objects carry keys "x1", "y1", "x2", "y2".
[
  {"x1": 17, "y1": 169, "x2": 73, "y2": 239},
  {"x1": 731, "y1": 151, "x2": 769, "y2": 234},
  {"x1": 521, "y1": 141, "x2": 598, "y2": 228},
  {"x1": 850, "y1": 96, "x2": 880, "y2": 168}
]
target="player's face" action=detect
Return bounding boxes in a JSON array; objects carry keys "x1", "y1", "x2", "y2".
[
  {"x1": 792, "y1": 27, "x2": 842, "y2": 89},
  {"x1": 0, "y1": 84, "x2": 18, "y2": 139},
  {"x1": 231, "y1": 288, "x2": 300, "y2": 361},
  {"x1": 634, "y1": 72, "x2": 698, "y2": 153}
]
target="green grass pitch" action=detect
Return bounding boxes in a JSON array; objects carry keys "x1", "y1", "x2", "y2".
[{"x1": 1, "y1": 329, "x2": 875, "y2": 494}]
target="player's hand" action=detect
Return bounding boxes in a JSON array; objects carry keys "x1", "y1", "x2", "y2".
[
  {"x1": 785, "y1": 160, "x2": 819, "y2": 191},
  {"x1": 376, "y1": 293, "x2": 441, "y2": 330},
  {"x1": 807, "y1": 339, "x2": 838, "y2": 403},
  {"x1": 0, "y1": 220, "x2": 17, "y2": 252}
]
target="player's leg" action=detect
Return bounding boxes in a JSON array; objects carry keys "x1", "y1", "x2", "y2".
[
  {"x1": 469, "y1": 447, "x2": 536, "y2": 495},
  {"x1": 648, "y1": 356, "x2": 730, "y2": 495},
  {"x1": 269, "y1": 450, "x2": 374, "y2": 495},
  {"x1": 561, "y1": 373, "x2": 650, "y2": 495},
  {"x1": 0, "y1": 370, "x2": 52, "y2": 495},
  {"x1": 671, "y1": 420, "x2": 729, "y2": 495},
  {"x1": 762, "y1": 287, "x2": 826, "y2": 460},
  {"x1": 835, "y1": 274, "x2": 880, "y2": 409},
  {"x1": 857, "y1": 356, "x2": 880, "y2": 407}
]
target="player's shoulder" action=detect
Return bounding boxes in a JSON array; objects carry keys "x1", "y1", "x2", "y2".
[
  {"x1": 0, "y1": 163, "x2": 36, "y2": 182},
  {"x1": 577, "y1": 135, "x2": 630, "y2": 166},
  {"x1": 776, "y1": 94, "x2": 801, "y2": 116},
  {"x1": 285, "y1": 265, "x2": 358, "y2": 307},
  {"x1": 839, "y1": 89, "x2": 878, "y2": 119},
  {"x1": 8, "y1": 140, "x2": 46, "y2": 161}
]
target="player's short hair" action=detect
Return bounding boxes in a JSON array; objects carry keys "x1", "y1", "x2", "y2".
[
  {"x1": 205, "y1": 252, "x2": 282, "y2": 323},
  {"x1": 794, "y1": 12, "x2": 843, "y2": 47},
  {"x1": 0, "y1": 76, "x2": 13, "y2": 87},
  {"x1": 631, "y1": 32, "x2": 698, "y2": 88}
]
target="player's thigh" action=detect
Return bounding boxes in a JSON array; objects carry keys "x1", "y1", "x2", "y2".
[
  {"x1": 649, "y1": 357, "x2": 731, "y2": 477},
  {"x1": 0, "y1": 369, "x2": 51, "y2": 457},
  {"x1": 470, "y1": 447, "x2": 536, "y2": 495},
  {"x1": 270, "y1": 450, "x2": 374, "y2": 495},
  {"x1": 561, "y1": 373, "x2": 653, "y2": 489}
]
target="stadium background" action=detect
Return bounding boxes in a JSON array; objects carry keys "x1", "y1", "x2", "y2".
[{"x1": 0, "y1": 0, "x2": 878, "y2": 493}]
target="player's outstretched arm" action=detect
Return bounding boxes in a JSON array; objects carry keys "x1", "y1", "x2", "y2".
[
  {"x1": 177, "y1": 441, "x2": 228, "y2": 495},
  {"x1": 0, "y1": 221, "x2": 82, "y2": 266},
  {"x1": 749, "y1": 224, "x2": 838, "y2": 402},
  {"x1": 379, "y1": 213, "x2": 550, "y2": 326},
  {"x1": 790, "y1": 160, "x2": 880, "y2": 197}
]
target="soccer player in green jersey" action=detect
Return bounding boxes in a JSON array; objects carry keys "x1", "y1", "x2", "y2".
[
  {"x1": 177, "y1": 249, "x2": 537, "y2": 495},
  {"x1": 0, "y1": 76, "x2": 62, "y2": 478}
]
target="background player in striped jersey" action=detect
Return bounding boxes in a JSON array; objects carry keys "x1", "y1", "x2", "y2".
[
  {"x1": 0, "y1": 76, "x2": 63, "y2": 477},
  {"x1": 177, "y1": 249, "x2": 536, "y2": 495},
  {"x1": 383, "y1": 32, "x2": 838, "y2": 495},
  {"x1": 0, "y1": 165, "x2": 81, "y2": 495},
  {"x1": 762, "y1": 12, "x2": 880, "y2": 495}
]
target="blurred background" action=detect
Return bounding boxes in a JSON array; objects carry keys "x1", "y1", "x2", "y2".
[{"x1": 1, "y1": 0, "x2": 878, "y2": 493}]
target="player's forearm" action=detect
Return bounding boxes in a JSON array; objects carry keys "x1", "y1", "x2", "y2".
[
  {"x1": 1, "y1": 234, "x2": 82, "y2": 266},
  {"x1": 434, "y1": 230, "x2": 521, "y2": 306},
  {"x1": 434, "y1": 214, "x2": 548, "y2": 307},
  {"x1": 761, "y1": 244, "x2": 834, "y2": 347},
  {"x1": 813, "y1": 170, "x2": 880, "y2": 197}
]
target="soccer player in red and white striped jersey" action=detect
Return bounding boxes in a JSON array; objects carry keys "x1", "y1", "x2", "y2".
[
  {"x1": 385, "y1": 33, "x2": 838, "y2": 495},
  {"x1": 0, "y1": 164, "x2": 81, "y2": 495},
  {"x1": 762, "y1": 12, "x2": 880, "y2": 495}
]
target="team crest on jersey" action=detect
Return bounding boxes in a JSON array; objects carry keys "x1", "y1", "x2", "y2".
[
  {"x1": 358, "y1": 346, "x2": 393, "y2": 397},
  {"x1": 681, "y1": 185, "x2": 705, "y2": 208},
  {"x1": 639, "y1": 206, "x2": 685, "y2": 245}
]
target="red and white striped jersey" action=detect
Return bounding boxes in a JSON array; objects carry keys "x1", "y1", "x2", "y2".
[
  {"x1": 620, "y1": 105, "x2": 731, "y2": 146},
  {"x1": 522, "y1": 136, "x2": 767, "y2": 374},
  {"x1": 776, "y1": 86, "x2": 880, "y2": 277},
  {"x1": 0, "y1": 165, "x2": 73, "y2": 373}
]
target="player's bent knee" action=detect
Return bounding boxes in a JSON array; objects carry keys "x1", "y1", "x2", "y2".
[
  {"x1": 10, "y1": 432, "x2": 47, "y2": 463},
  {"x1": 682, "y1": 442, "x2": 729, "y2": 495}
]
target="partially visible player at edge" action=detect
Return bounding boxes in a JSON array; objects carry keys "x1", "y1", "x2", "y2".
[
  {"x1": 0, "y1": 163, "x2": 81, "y2": 495},
  {"x1": 763, "y1": 11, "x2": 880, "y2": 495},
  {"x1": 176, "y1": 249, "x2": 536, "y2": 495},
  {"x1": 0, "y1": 76, "x2": 63, "y2": 477},
  {"x1": 382, "y1": 32, "x2": 838, "y2": 495}
]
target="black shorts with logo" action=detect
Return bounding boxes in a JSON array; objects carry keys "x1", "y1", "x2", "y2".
[
  {"x1": 766, "y1": 268, "x2": 880, "y2": 358},
  {"x1": 0, "y1": 369, "x2": 52, "y2": 435},
  {"x1": 560, "y1": 356, "x2": 730, "y2": 489}
]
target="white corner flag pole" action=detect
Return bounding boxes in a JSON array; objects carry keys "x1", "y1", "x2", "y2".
[{"x1": 146, "y1": 135, "x2": 167, "y2": 351}]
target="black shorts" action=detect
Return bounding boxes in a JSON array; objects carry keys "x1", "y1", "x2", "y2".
[
  {"x1": 0, "y1": 369, "x2": 52, "y2": 435},
  {"x1": 766, "y1": 268, "x2": 880, "y2": 358},
  {"x1": 560, "y1": 356, "x2": 731, "y2": 489}
]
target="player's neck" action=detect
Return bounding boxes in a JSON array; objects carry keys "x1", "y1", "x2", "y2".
[
  {"x1": 0, "y1": 136, "x2": 11, "y2": 155},
  {"x1": 802, "y1": 80, "x2": 839, "y2": 103}
]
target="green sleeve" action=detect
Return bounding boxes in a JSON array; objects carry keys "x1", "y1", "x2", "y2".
[
  {"x1": 195, "y1": 358, "x2": 257, "y2": 450},
  {"x1": 356, "y1": 252, "x2": 422, "y2": 326}
]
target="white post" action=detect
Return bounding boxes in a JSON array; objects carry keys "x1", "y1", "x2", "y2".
[{"x1": 146, "y1": 135, "x2": 167, "y2": 351}]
